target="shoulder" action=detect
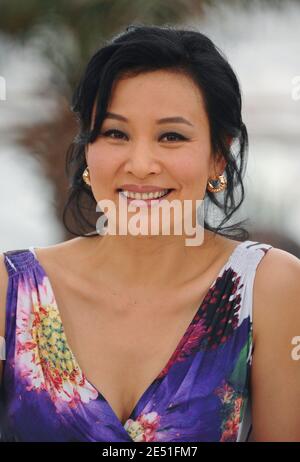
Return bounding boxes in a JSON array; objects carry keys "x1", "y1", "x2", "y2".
[
  {"x1": 0, "y1": 240, "x2": 78, "y2": 340},
  {"x1": 255, "y1": 245, "x2": 300, "y2": 281},
  {"x1": 253, "y1": 246, "x2": 300, "y2": 326},
  {"x1": 34, "y1": 237, "x2": 87, "y2": 264},
  {"x1": 32, "y1": 237, "x2": 92, "y2": 293},
  {"x1": 252, "y1": 246, "x2": 300, "y2": 342},
  {"x1": 250, "y1": 246, "x2": 300, "y2": 440}
]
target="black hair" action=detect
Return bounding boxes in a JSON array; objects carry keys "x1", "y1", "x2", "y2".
[{"x1": 62, "y1": 23, "x2": 250, "y2": 241}]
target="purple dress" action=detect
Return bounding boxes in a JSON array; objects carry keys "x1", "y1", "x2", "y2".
[{"x1": 0, "y1": 240, "x2": 273, "y2": 442}]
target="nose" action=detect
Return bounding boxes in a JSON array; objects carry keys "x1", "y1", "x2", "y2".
[{"x1": 123, "y1": 142, "x2": 162, "y2": 178}]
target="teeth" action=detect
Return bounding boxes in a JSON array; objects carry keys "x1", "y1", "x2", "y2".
[{"x1": 120, "y1": 189, "x2": 170, "y2": 200}]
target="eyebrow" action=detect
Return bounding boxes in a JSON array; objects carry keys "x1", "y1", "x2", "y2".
[{"x1": 104, "y1": 112, "x2": 194, "y2": 127}]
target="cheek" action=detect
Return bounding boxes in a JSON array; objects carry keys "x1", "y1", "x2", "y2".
[
  {"x1": 87, "y1": 144, "x2": 119, "y2": 181},
  {"x1": 86, "y1": 145, "x2": 120, "y2": 200},
  {"x1": 169, "y1": 151, "x2": 210, "y2": 192}
]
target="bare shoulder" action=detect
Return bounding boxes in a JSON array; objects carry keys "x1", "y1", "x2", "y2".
[
  {"x1": 32, "y1": 237, "x2": 98, "y2": 297},
  {"x1": 252, "y1": 246, "x2": 300, "y2": 341},
  {"x1": 34, "y1": 236, "x2": 81, "y2": 257},
  {"x1": 255, "y1": 245, "x2": 300, "y2": 281},
  {"x1": 251, "y1": 246, "x2": 300, "y2": 441},
  {"x1": 33, "y1": 237, "x2": 88, "y2": 269},
  {"x1": 254, "y1": 246, "x2": 300, "y2": 318}
]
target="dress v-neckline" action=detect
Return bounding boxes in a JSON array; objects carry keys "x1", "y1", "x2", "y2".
[{"x1": 28, "y1": 241, "x2": 247, "y2": 433}]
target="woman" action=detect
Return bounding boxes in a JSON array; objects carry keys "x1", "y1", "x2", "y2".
[{"x1": 0, "y1": 24, "x2": 299, "y2": 443}]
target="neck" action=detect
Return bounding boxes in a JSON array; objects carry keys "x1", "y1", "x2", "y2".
[{"x1": 79, "y1": 229, "x2": 221, "y2": 290}]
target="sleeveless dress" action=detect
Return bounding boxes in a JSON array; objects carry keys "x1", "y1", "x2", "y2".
[{"x1": 0, "y1": 239, "x2": 273, "y2": 442}]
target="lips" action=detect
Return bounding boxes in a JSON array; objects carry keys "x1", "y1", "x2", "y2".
[{"x1": 118, "y1": 184, "x2": 173, "y2": 193}]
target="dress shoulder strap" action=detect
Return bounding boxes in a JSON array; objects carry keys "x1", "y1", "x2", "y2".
[
  {"x1": 235, "y1": 240, "x2": 273, "y2": 442},
  {"x1": 235, "y1": 240, "x2": 274, "y2": 326},
  {"x1": 2, "y1": 248, "x2": 37, "y2": 362},
  {"x1": 3, "y1": 248, "x2": 36, "y2": 277}
]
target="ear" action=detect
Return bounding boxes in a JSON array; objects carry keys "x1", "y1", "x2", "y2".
[
  {"x1": 217, "y1": 155, "x2": 227, "y2": 174},
  {"x1": 209, "y1": 153, "x2": 227, "y2": 178},
  {"x1": 215, "y1": 135, "x2": 231, "y2": 173}
]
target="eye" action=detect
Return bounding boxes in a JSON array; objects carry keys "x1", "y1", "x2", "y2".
[
  {"x1": 101, "y1": 129, "x2": 128, "y2": 140},
  {"x1": 159, "y1": 132, "x2": 188, "y2": 142},
  {"x1": 100, "y1": 129, "x2": 188, "y2": 142}
]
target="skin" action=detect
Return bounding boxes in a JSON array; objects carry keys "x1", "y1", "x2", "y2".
[
  {"x1": 250, "y1": 248, "x2": 300, "y2": 441},
  {"x1": 1, "y1": 69, "x2": 300, "y2": 440},
  {"x1": 85, "y1": 69, "x2": 228, "y2": 290}
]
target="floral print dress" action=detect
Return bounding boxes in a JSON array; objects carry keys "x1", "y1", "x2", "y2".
[{"x1": 0, "y1": 240, "x2": 273, "y2": 442}]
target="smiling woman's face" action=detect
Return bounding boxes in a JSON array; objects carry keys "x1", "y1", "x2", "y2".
[{"x1": 85, "y1": 69, "x2": 226, "y2": 234}]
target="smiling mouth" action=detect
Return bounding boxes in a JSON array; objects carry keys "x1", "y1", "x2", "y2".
[{"x1": 116, "y1": 189, "x2": 175, "y2": 201}]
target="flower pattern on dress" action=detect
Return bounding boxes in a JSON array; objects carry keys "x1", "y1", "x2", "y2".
[
  {"x1": 198, "y1": 268, "x2": 242, "y2": 349},
  {"x1": 15, "y1": 276, "x2": 98, "y2": 409},
  {"x1": 157, "y1": 267, "x2": 243, "y2": 380},
  {"x1": 157, "y1": 318, "x2": 207, "y2": 379},
  {"x1": 214, "y1": 380, "x2": 245, "y2": 442},
  {"x1": 124, "y1": 411, "x2": 161, "y2": 442}
]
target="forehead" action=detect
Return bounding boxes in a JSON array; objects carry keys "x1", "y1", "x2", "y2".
[{"x1": 92, "y1": 69, "x2": 208, "y2": 125}]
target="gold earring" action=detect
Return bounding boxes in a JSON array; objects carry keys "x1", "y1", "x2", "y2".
[
  {"x1": 82, "y1": 166, "x2": 91, "y2": 186},
  {"x1": 207, "y1": 174, "x2": 227, "y2": 193}
]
